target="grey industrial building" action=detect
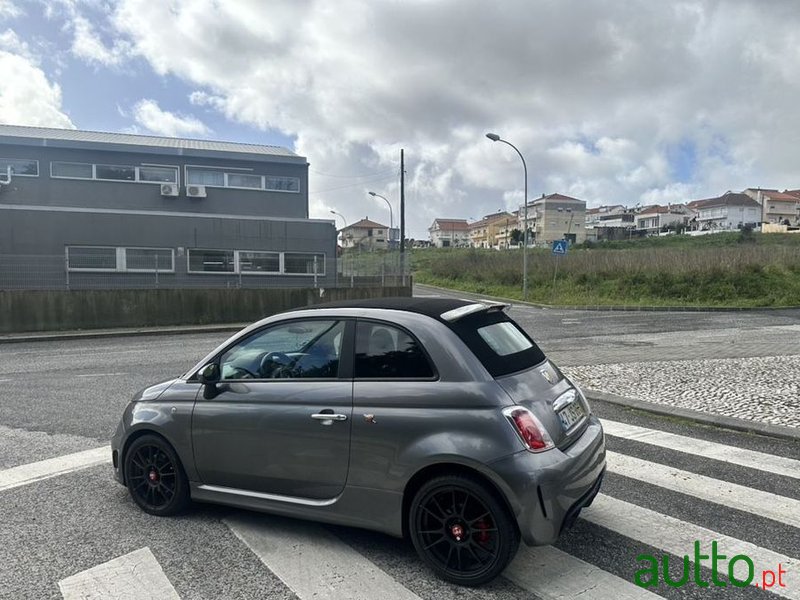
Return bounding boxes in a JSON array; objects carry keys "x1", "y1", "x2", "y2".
[{"x1": 0, "y1": 124, "x2": 336, "y2": 289}]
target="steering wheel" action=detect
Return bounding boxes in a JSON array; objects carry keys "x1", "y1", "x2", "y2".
[
  {"x1": 227, "y1": 366, "x2": 258, "y2": 379},
  {"x1": 259, "y1": 351, "x2": 294, "y2": 378}
]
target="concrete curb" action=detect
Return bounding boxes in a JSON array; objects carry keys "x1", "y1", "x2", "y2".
[
  {"x1": 586, "y1": 388, "x2": 800, "y2": 442},
  {"x1": 0, "y1": 324, "x2": 245, "y2": 344},
  {"x1": 414, "y1": 283, "x2": 800, "y2": 312}
]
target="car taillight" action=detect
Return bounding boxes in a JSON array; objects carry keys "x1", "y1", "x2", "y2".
[{"x1": 502, "y1": 406, "x2": 554, "y2": 452}]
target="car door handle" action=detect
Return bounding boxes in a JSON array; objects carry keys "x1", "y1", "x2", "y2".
[{"x1": 311, "y1": 413, "x2": 348, "y2": 421}]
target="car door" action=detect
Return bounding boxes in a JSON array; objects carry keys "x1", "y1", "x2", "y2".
[{"x1": 191, "y1": 318, "x2": 353, "y2": 500}]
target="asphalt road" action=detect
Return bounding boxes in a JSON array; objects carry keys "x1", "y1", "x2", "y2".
[{"x1": 1, "y1": 292, "x2": 799, "y2": 599}]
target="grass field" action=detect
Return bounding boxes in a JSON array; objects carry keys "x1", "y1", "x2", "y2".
[{"x1": 411, "y1": 232, "x2": 800, "y2": 307}]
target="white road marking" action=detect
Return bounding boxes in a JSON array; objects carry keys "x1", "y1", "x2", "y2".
[
  {"x1": 506, "y1": 545, "x2": 661, "y2": 599},
  {"x1": 584, "y1": 494, "x2": 799, "y2": 598},
  {"x1": 225, "y1": 515, "x2": 421, "y2": 600},
  {"x1": 59, "y1": 547, "x2": 180, "y2": 600},
  {"x1": 76, "y1": 372, "x2": 129, "y2": 378},
  {"x1": 0, "y1": 446, "x2": 110, "y2": 492},
  {"x1": 606, "y1": 451, "x2": 800, "y2": 528},
  {"x1": 601, "y1": 418, "x2": 800, "y2": 480},
  {"x1": 0, "y1": 378, "x2": 12, "y2": 383}
]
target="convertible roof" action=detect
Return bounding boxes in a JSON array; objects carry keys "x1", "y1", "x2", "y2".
[{"x1": 300, "y1": 296, "x2": 473, "y2": 319}]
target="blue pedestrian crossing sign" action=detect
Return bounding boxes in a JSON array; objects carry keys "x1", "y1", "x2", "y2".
[{"x1": 552, "y1": 239, "x2": 568, "y2": 255}]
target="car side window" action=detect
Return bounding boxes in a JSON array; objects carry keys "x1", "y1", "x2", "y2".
[
  {"x1": 354, "y1": 321, "x2": 434, "y2": 379},
  {"x1": 220, "y1": 320, "x2": 344, "y2": 380}
]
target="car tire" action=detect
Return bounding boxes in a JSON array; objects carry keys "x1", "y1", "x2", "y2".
[
  {"x1": 124, "y1": 434, "x2": 190, "y2": 516},
  {"x1": 409, "y1": 474, "x2": 520, "y2": 586}
]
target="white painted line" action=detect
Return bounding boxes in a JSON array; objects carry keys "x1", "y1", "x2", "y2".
[
  {"x1": 607, "y1": 451, "x2": 800, "y2": 528},
  {"x1": 225, "y1": 515, "x2": 421, "y2": 600},
  {"x1": 583, "y1": 494, "x2": 799, "y2": 598},
  {"x1": 506, "y1": 545, "x2": 661, "y2": 599},
  {"x1": 76, "y1": 372, "x2": 129, "y2": 378},
  {"x1": 601, "y1": 418, "x2": 800, "y2": 480},
  {"x1": 0, "y1": 378, "x2": 12, "y2": 383},
  {"x1": 0, "y1": 446, "x2": 110, "y2": 492},
  {"x1": 59, "y1": 547, "x2": 180, "y2": 600}
]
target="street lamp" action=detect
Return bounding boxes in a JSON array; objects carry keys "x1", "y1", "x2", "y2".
[
  {"x1": 486, "y1": 132, "x2": 529, "y2": 300},
  {"x1": 330, "y1": 210, "x2": 346, "y2": 245},
  {"x1": 368, "y1": 191, "x2": 393, "y2": 248}
]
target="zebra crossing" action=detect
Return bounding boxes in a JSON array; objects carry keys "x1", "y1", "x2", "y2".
[{"x1": 1, "y1": 411, "x2": 798, "y2": 600}]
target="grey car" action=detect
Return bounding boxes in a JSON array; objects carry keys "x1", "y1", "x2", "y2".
[{"x1": 111, "y1": 297, "x2": 606, "y2": 586}]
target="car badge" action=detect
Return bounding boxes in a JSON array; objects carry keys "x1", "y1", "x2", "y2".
[{"x1": 540, "y1": 368, "x2": 553, "y2": 384}]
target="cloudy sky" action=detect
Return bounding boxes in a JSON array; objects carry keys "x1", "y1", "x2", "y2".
[{"x1": 1, "y1": 0, "x2": 799, "y2": 237}]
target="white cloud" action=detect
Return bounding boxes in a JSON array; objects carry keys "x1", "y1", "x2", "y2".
[
  {"x1": 131, "y1": 99, "x2": 211, "y2": 137},
  {"x1": 0, "y1": 0, "x2": 22, "y2": 20},
  {"x1": 70, "y1": 14, "x2": 130, "y2": 67},
  {"x1": 97, "y1": 0, "x2": 800, "y2": 236},
  {"x1": 0, "y1": 49, "x2": 74, "y2": 128},
  {"x1": 0, "y1": 28, "x2": 32, "y2": 59}
]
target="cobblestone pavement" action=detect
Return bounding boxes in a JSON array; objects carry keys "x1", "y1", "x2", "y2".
[
  {"x1": 565, "y1": 355, "x2": 800, "y2": 429},
  {"x1": 415, "y1": 285, "x2": 800, "y2": 429}
]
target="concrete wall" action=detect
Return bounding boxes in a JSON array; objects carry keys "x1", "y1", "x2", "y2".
[{"x1": 0, "y1": 286, "x2": 411, "y2": 333}]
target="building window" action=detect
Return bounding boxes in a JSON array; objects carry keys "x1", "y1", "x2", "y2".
[
  {"x1": 186, "y1": 249, "x2": 326, "y2": 276},
  {"x1": 52, "y1": 162, "x2": 178, "y2": 184},
  {"x1": 125, "y1": 248, "x2": 174, "y2": 272},
  {"x1": 284, "y1": 253, "x2": 325, "y2": 275},
  {"x1": 139, "y1": 167, "x2": 178, "y2": 183},
  {"x1": 52, "y1": 162, "x2": 93, "y2": 179},
  {"x1": 185, "y1": 167, "x2": 299, "y2": 193},
  {"x1": 187, "y1": 168, "x2": 225, "y2": 186},
  {"x1": 227, "y1": 173, "x2": 263, "y2": 189},
  {"x1": 67, "y1": 246, "x2": 118, "y2": 271},
  {"x1": 0, "y1": 158, "x2": 38, "y2": 177},
  {"x1": 238, "y1": 251, "x2": 280, "y2": 273},
  {"x1": 264, "y1": 175, "x2": 299, "y2": 192},
  {"x1": 188, "y1": 249, "x2": 235, "y2": 273},
  {"x1": 66, "y1": 246, "x2": 174, "y2": 272},
  {"x1": 96, "y1": 164, "x2": 136, "y2": 181}
]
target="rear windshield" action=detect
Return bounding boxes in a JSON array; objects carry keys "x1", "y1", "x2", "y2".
[{"x1": 447, "y1": 310, "x2": 546, "y2": 377}]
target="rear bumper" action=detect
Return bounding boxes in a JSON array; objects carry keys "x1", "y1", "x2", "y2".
[{"x1": 489, "y1": 416, "x2": 606, "y2": 546}]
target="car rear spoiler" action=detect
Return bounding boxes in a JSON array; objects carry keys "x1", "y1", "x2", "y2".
[{"x1": 440, "y1": 301, "x2": 512, "y2": 323}]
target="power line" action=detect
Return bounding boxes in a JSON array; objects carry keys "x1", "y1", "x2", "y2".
[{"x1": 308, "y1": 173, "x2": 397, "y2": 195}]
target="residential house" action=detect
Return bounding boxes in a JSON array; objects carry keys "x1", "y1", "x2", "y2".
[
  {"x1": 634, "y1": 204, "x2": 693, "y2": 235},
  {"x1": 468, "y1": 212, "x2": 515, "y2": 248},
  {"x1": 340, "y1": 218, "x2": 390, "y2": 251},
  {"x1": 0, "y1": 124, "x2": 335, "y2": 289},
  {"x1": 692, "y1": 192, "x2": 761, "y2": 231},
  {"x1": 520, "y1": 193, "x2": 587, "y2": 246},
  {"x1": 428, "y1": 218, "x2": 470, "y2": 248},
  {"x1": 494, "y1": 211, "x2": 520, "y2": 249}
]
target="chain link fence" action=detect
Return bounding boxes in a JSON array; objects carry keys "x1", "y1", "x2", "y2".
[{"x1": 0, "y1": 252, "x2": 409, "y2": 290}]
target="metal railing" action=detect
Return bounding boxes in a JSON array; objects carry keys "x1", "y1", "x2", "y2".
[{"x1": 0, "y1": 252, "x2": 409, "y2": 290}]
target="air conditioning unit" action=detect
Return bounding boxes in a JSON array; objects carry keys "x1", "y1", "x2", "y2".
[
  {"x1": 160, "y1": 183, "x2": 179, "y2": 197},
  {"x1": 186, "y1": 185, "x2": 207, "y2": 198}
]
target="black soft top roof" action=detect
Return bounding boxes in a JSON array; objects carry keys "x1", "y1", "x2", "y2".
[
  {"x1": 297, "y1": 296, "x2": 474, "y2": 320},
  {"x1": 297, "y1": 296, "x2": 546, "y2": 377}
]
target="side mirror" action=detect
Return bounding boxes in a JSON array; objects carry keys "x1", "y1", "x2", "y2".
[{"x1": 198, "y1": 363, "x2": 220, "y2": 385}]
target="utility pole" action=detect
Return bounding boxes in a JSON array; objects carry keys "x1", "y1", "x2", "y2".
[{"x1": 400, "y1": 148, "x2": 406, "y2": 284}]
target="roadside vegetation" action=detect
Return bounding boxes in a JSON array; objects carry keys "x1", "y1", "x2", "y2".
[{"x1": 411, "y1": 232, "x2": 800, "y2": 307}]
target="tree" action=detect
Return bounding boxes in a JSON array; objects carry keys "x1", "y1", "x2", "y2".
[{"x1": 510, "y1": 228, "x2": 523, "y2": 245}]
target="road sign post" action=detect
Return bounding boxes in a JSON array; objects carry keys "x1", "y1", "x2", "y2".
[{"x1": 551, "y1": 239, "x2": 568, "y2": 292}]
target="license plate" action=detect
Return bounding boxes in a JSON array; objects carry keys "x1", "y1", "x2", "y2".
[{"x1": 558, "y1": 401, "x2": 586, "y2": 430}]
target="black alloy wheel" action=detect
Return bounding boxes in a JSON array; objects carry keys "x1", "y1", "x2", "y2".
[
  {"x1": 124, "y1": 435, "x2": 189, "y2": 516},
  {"x1": 409, "y1": 475, "x2": 520, "y2": 586}
]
